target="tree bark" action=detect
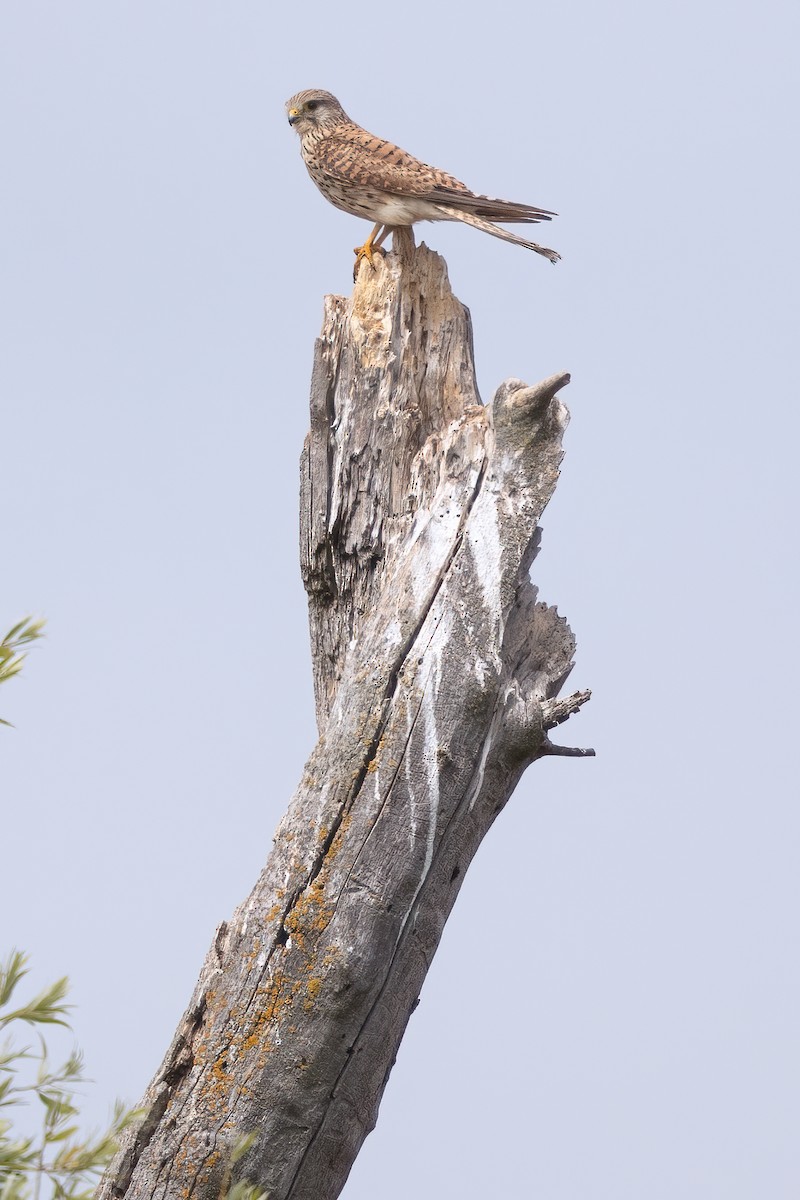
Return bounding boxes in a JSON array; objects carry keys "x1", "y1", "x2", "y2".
[{"x1": 98, "y1": 231, "x2": 592, "y2": 1200}]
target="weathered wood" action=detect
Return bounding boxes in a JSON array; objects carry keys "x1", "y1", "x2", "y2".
[{"x1": 98, "y1": 233, "x2": 591, "y2": 1200}]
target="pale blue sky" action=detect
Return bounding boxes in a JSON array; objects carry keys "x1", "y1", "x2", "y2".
[{"x1": 2, "y1": 2, "x2": 799, "y2": 1196}]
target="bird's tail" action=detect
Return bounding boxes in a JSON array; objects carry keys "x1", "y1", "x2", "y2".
[{"x1": 435, "y1": 203, "x2": 561, "y2": 263}]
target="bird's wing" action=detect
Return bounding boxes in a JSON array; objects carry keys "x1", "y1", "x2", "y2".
[
  {"x1": 313, "y1": 129, "x2": 556, "y2": 224},
  {"x1": 311, "y1": 126, "x2": 469, "y2": 197},
  {"x1": 427, "y1": 186, "x2": 556, "y2": 224}
]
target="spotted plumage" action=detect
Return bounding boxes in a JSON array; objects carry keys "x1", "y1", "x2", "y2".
[{"x1": 286, "y1": 89, "x2": 560, "y2": 270}]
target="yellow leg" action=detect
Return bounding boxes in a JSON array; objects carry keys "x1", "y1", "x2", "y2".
[{"x1": 353, "y1": 223, "x2": 388, "y2": 278}]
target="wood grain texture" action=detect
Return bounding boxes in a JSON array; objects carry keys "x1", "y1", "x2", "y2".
[{"x1": 98, "y1": 234, "x2": 589, "y2": 1200}]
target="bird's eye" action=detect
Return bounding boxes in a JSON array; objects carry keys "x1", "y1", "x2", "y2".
[{"x1": 306, "y1": 100, "x2": 319, "y2": 112}]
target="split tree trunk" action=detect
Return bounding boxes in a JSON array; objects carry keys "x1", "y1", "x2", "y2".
[{"x1": 98, "y1": 232, "x2": 592, "y2": 1200}]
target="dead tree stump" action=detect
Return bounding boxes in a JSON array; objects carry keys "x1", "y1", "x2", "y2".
[{"x1": 98, "y1": 235, "x2": 592, "y2": 1200}]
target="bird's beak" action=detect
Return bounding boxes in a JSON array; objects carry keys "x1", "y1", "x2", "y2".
[{"x1": 287, "y1": 108, "x2": 300, "y2": 126}]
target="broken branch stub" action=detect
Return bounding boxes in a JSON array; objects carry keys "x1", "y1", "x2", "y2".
[{"x1": 98, "y1": 238, "x2": 590, "y2": 1200}]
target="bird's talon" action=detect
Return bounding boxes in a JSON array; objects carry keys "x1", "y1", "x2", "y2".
[{"x1": 352, "y1": 242, "x2": 384, "y2": 281}]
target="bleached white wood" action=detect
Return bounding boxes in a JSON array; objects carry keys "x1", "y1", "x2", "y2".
[{"x1": 98, "y1": 234, "x2": 591, "y2": 1200}]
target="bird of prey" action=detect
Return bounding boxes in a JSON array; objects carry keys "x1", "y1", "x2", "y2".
[{"x1": 286, "y1": 89, "x2": 560, "y2": 272}]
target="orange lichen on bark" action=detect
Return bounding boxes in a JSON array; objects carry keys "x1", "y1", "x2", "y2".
[
  {"x1": 210, "y1": 1052, "x2": 235, "y2": 1090},
  {"x1": 303, "y1": 976, "x2": 322, "y2": 1011},
  {"x1": 235, "y1": 967, "x2": 304, "y2": 1060},
  {"x1": 242, "y1": 936, "x2": 263, "y2": 972},
  {"x1": 283, "y1": 880, "x2": 334, "y2": 952},
  {"x1": 170, "y1": 1132, "x2": 216, "y2": 1199},
  {"x1": 327, "y1": 807, "x2": 354, "y2": 859}
]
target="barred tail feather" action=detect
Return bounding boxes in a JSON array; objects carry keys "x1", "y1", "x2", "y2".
[{"x1": 435, "y1": 203, "x2": 561, "y2": 263}]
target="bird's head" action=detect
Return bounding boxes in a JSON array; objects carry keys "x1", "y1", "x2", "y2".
[{"x1": 286, "y1": 90, "x2": 349, "y2": 137}]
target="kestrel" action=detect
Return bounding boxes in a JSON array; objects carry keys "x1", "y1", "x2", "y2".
[{"x1": 286, "y1": 89, "x2": 560, "y2": 273}]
